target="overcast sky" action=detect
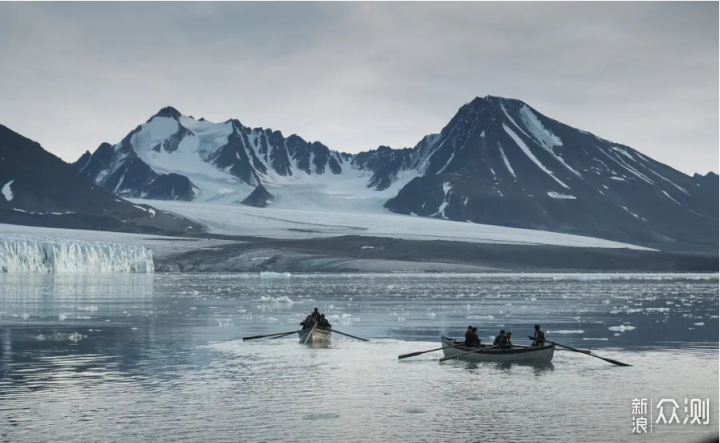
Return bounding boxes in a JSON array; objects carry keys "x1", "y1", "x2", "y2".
[{"x1": 0, "y1": 2, "x2": 717, "y2": 175}]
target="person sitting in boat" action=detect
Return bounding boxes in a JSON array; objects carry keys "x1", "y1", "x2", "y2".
[
  {"x1": 464, "y1": 325, "x2": 473, "y2": 345},
  {"x1": 317, "y1": 314, "x2": 332, "y2": 330},
  {"x1": 311, "y1": 308, "x2": 321, "y2": 320},
  {"x1": 493, "y1": 329, "x2": 506, "y2": 346},
  {"x1": 530, "y1": 324, "x2": 546, "y2": 347},
  {"x1": 471, "y1": 327, "x2": 481, "y2": 347},
  {"x1": 464, "y1": 327, "x2": 480, "y2": 347},
  {"x1": 300, "y1": 314, "x2": 315, "y2": 330},
  {"x1": 497, "y1": 331, "x2": 513, "y2": 349}
]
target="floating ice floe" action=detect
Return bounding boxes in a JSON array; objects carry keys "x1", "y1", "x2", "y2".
[
  {"x1": 608, "y1": 325, "x2": 636, "y2": 332},
  {"x1": 77, "y1": 306, "x2": 99, "y2": 312},
  {"x1": 466, "y1": 315, "x2": 494, "y2": 320},
  {"x1": 260, "y1": 271, "x2": 291, "y2": 279},
  {"x1": 256, "y1": 295, "x2": 294, "y2": 304},
  {"x1": 548, "y1": 330, "x2": 584, "y2": 334}
]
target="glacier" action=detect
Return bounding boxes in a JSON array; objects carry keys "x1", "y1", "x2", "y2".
[{"x1": 0, "y1": 235, "x2": 154, "y2": 273}]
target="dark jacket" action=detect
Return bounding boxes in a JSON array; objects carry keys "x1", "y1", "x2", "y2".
[
  {"x1": 493, "y1": 333, "x2": 506, "y2": 346},
  {"x1": 532, "y1": 329, "x2": 546, "y2": 346},
  {"x1": 498, "y1": 335, "x2": 513, "y2": 349},
  {"x1": 464, "y1": 330, "x2": 473, "y2": 345}
]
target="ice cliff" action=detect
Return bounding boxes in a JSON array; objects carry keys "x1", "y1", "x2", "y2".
[{"x1": 0, "y1": 235, "x2": 154, "y2": 273}]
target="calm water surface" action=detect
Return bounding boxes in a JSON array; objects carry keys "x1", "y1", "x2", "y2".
[{"x1": 0, "y1": 273, "x2": 717, "y2": 443}]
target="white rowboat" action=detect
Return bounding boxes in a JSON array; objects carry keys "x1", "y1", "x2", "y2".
[
  {"x1": 441, "y1": 335, "x2": 555, "y2": 363},
  {"x1": 298, "y1": 328, "x2": 331, "y2": 344}
]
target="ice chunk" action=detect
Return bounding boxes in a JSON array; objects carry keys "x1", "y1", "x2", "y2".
[
  {"x1": 0, "y1": 234, "x2": 153, "y2": 273},
  {"x1": 608, "y1": 325, "x2": 636, "y2": 332},
  {"x1": 256, "y1": 295, "x2": 294, "y2": 304},
  {"x1": 260, "y1": 271, "x2": 291, "y2": 278}
]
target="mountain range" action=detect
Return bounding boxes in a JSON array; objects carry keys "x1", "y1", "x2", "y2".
[{"x1": 70, "y1": 96, "x2": 718, "y2": 251}]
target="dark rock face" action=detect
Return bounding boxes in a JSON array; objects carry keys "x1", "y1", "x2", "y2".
[
  {"x1": 148, "y1": 106, "x2": 182, "y2": 122},
  {"x1": 694, "y1": 171, "x2": 719, "y2": 188},
  {"x1": 353, "y1": 146, "x2": 415, "y2": 190},
  {"x1": 240, "y1": 183, "x2": 275, "y2": 208},
  {"x1": 0, "y1": 124, "x2": 200, "y2": 234},
  {"x1": 142, "y1": 173, "x2": 197, "y2": 201}
]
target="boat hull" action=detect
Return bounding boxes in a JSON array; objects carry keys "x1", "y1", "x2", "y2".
[
  {"x1": 440, "y1": 335, "x2": 554, "y2": 363},
  {"x1": 298, "y1": 328, "x2": 332, "y2": 344}
]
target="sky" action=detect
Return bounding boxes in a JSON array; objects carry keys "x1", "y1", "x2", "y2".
[{"x1": 0, "y1": 2, "x2": 717, "y2": 175}]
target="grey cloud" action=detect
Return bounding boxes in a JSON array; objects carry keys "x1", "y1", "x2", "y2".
[{"x1": 0, "y1": 2, "x2": 716, "y2": 175}]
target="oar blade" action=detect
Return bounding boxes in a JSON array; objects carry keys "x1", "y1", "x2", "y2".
[
  {"x1": 398, "y1": 351, "x2": 425, "y2": 360},
  {"x1": 599, "y1": 357, "x2": 632, "y2": 367}
]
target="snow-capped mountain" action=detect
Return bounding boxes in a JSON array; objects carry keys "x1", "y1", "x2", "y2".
[
  {"x1": 75, "y1": 106, "x2": 350, "y2": 202},
  {"x1": 74, "y1": 97, "x2": 718, "y2": 249},
  {"x1": 384, "y1": 96, "x2": 719, "y2": 248},
  {"x1": 0, "y1": 124, "x2": 200, "y2": 234}
]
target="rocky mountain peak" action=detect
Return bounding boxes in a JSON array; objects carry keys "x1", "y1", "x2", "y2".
[{"x1": 148, "y1": 106, "x2": 182, "y2": 122}]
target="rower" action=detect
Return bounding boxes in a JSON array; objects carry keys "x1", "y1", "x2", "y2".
[
  {"x1": 493, "y1": 329, "x2": 506, "y2": 346},
  {"x1": 498, "y1": 331, "x2": 513, "y2": 349},
  {"x1": 530, "y1": 324, "x2": 546, "y2": 347},
  {"x1": 471, "y1": 327, "x2": 481, "y2": 347},
  {"x1": 300, "y1": 314, "x2": 314, "y2": 330},
  {"x1": 311, "y1": 308, "x2": 321, "y2": 320},
  {"x1": 318, "y1": 314, "x2": 332, "y2": 330},
  {"x1": 464, "y1": 325, "x2": 473, "y2": 345}
]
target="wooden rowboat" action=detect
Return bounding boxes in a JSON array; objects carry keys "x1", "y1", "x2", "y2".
[
  {"x1": 298, "y1": 327, "x2": 331, "y2": 344},
  {"x1": 441, "y1": 335, "x2": 555, "y2": 363}
]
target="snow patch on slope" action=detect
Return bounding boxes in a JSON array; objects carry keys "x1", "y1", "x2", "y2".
[
  {"x1": 498, "y1": 144, "x2": 516, "y2": 178},
  {"x1": 519, "y1": 106, "x2": 581, "y2": 178},
  {"x1": 519, "y1": 105, "x2": 563, "y2": 147},
  {"x1": 547, "y1": 192, "x2": 577, "y2": 200},
  {"x1": 0, "y1": 235, "x2": 154, "y2": 273},
  {"x1": 1, "y1": 180, "x2": 13, "y2": 201},
  {"x1": 434, "y1": 182, "x2": 453, "y2": 219},
  {"x1": 503, "y1": 124, "x2": 570, "y2": 189}
]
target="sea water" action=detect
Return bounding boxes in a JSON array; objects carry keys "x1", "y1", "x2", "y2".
[{"x1": 0, "y1": 273, "x2": 717, "y2": 442}]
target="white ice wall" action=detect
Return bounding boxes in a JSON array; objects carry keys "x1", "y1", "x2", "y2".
[{"x1": 0, "y1": 235, "x2": 154, "y2": 273}]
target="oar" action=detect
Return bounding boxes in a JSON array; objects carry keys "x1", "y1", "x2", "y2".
[
  {"x1": 330, "y1": 329, "x2": 369, "y2": 342},
  {"x1": 270, "y1": 330, "x2": 301, "y2": 340},
  {"x1": 534, "y1": 337, "x2": 631, "y2": 367},
  {"x1": 516, "y1": 342, "x2": 591, "y2": 354},
  {"x1": 303, "y1": 322, "x2": 317, "y2": 345},
  {"x1": 439, "y1": 345, "x2": 498, "y2": 363},
  {"x1": 243, "y1": 330, "x2": 299, "y2": 341},
  {"x1": 398, "y1": 345, "x2": 459, "y2": 360}
]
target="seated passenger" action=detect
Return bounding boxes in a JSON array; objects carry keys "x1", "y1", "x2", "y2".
[
  {"x1": 471, "y1": 327, "x2": 481, "y2": 347},
  {"x1": 493, "y1": 329, "x2": 506, "y2": 346},
  {"x1": 464, "y1": 325, "x2": 473, "y2": 346},
  {"x1": 300, "y1": 315, "x2": 314, "y2": 330},
  {"x1": 498, "y1": 332, "x2": 513, "y2": 349},
  {"x1": 318, "y1": 314, "x2": 332, "y2": 329}
]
